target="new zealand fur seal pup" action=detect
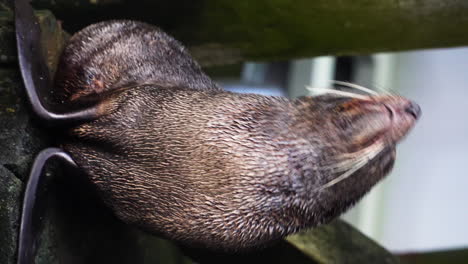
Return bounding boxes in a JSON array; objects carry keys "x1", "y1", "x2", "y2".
[{"x1": 14, "y1": 0, "x2": 420, "y2": 263}]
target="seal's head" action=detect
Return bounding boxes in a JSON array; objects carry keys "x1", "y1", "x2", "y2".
[{"x1": 281, "y1": 91, "x2": 420, "y2": 231}]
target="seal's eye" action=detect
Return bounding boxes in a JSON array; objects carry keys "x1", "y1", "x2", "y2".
[{"x1": 384, "y1": 104, "x2": 394, "y2": 119}]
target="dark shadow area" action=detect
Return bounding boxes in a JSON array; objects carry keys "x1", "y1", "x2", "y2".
[
  {"x1": 33, "y1": 0, "x2": 205, "y2": 44},
  {"x1": 181, "y1": 241, "x2": 318, "y2": 264},
  {"x1": 38, "y1": 164, "x2": 186, "y2": 264}
]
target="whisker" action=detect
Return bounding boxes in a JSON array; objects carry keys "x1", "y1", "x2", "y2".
[
  {"x1": 331, "y1": 80, "x2": 379, "y2": 95},
  {"x1": 320, "y1": 142, "x2": 383, "y2": 170},
  {"x1": 320, "y1": 153, "x2": 371, "y2": 172},
  {"x1": 317, "y1": 159, "x2": 368, "y2": 190},
  {"x1": 328, "y1": 156, "x2": 372, "y2": 173},
  {"x1": 315, "y1": 142, "x2": 385, "y2": 191},
  {"x1": 372, "y1": 83, "x2": 394, "y2": 96},
  {"x1": 306, "y1": 86, "x2": 369, "y2": 100}
]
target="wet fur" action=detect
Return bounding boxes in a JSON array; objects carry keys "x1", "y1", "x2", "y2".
[
  {"x1": 54, "y1": 21, "x2": 219, "y2": 102},
  {"x1": 62, "y1": 86, "x2": 396, "y2": 249},
  {"x1": 55, "y1": 21, "x2": 409, "y2": 250}
]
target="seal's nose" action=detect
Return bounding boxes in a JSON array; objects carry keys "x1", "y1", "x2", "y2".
[{"x1": 405, "y1": 101, "x2": 421, "y2": 120}]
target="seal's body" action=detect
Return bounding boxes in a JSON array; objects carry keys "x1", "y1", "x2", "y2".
[{"x1": 52, "y1": 21, "x2": 419, "y2": 250}]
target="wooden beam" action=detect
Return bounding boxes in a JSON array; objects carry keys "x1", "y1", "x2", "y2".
[{"x1": 28, "y1": 0, "x2": 468, "y2": 65}]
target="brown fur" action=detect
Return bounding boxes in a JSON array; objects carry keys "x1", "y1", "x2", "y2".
[{"x1": 54, "y1": 21, "x2": 419, "y2": 250}]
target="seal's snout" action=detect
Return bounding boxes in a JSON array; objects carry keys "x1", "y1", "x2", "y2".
[
  {"x1": 335, "y1": 95, "x2": 420, "y2": 149},
  {"x1": 377, "y1": 96, "x2": 420, "y2": 145},
  {"x1": 405, "y1": 101, "x2": 421, "y2": 120}
]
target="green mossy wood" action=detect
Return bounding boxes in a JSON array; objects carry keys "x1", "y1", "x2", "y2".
[
  {"x1": 399, "y1": 248, "x2": 468, "y2": 264},
  {"x1": 30, "y1": 0, "x2": 468, "y2": 66},
  {"x1": 287, "y1": 221, "x2": 400, "y2": 264}
]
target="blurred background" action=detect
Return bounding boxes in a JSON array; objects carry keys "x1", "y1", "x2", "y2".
[{"x1": 210, "y1": 47, "x2": 468, "y2": 254}]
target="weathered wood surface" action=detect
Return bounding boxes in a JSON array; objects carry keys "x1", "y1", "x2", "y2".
[
  {"x1": 399, "y1": 248, "x2": 468, "y2": 264},
  {"x1": 27, "y1": 0, "x2": 468, "y2": 66},
  {"x1": 287, "y1": 221, "x2": 400, "y2": 264}
]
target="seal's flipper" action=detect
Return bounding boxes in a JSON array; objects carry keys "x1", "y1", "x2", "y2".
[
  {"x1": 17, "y1": 148, "x2": 77, "y2": 264},
  {"x1": 15, "y1": 0, "x2": 98, "y2": 124}
]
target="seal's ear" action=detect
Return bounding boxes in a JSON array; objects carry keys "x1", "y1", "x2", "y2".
[
  {"x1": 15, "y1": 0, "x2": 98, "y2": 124},
  {"x1": 17, "y1": 148, "x2": 77, "y2": 264}
]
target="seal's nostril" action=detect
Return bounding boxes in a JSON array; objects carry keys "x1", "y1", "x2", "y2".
[{"x1": 405, "y1": 101, "x2": 421, "y2": 119}]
